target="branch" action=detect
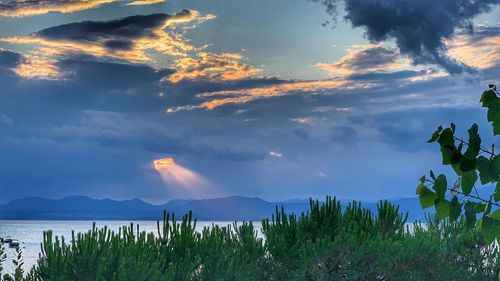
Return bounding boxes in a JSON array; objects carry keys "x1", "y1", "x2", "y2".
[
  {"x1": 425, "y1": 179, "x2": 500, "y2": 208},
  {"x1": 454, "y1": 136, "x2": 497, "y2": 158}
]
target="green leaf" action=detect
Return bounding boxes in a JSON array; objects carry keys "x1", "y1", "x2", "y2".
[
  {"x1": 481, "y1": 216, "x2": 500, "y2": 244},
  {"x1": 487, "y1": 100, "x2": 500, "y2": 122},
  {"x1": 429, "y1": 170, "x2": 436, "y2": 181},
  {"x1": 461, "y1": 170, "x2": 477, "y2": 196},
  {"x1": 495, "y1": 182, "x2": 500, "y2": 202},
  {"x1": 435, "y1": 199, "x2": 450, "y2": 220},
  {"x1": 491, "y1": 155, "x2": 500, "y2": 179},
  {"x1": 459, "y1": 156, "x2": 476, "y2": 173},
  {"x1": 464, "y1": 201, "x2": 477, "y2": 229},
  {"x1": 494, "y1": 111, "x2": 500, "y2": 135},
  {"x1": 437, "y1": 128, "x2": 455, "y2": 165},
  {"x1": 475, "y1": 203, "x2": 487, "y2": 213},
  {"x1": 452, "y1": 162, "x2": 463, "y2": 176},
  {"x1": 480, "y1": 89, "x2": 498, "y2": 107},
  {"x1": 463, "y1": 123, "x2": 481, "y2": 159},
  {"x1": 451, "y1": 149, "x2": 462, "y2": 165},
  {"x1": 477, "y1": 156, "x2": 493, "y2": 184},
  {"x1": 416, "y1": 184, "x2": 437, "y2": 209},
  {"x1": 449, "y1": 196, "x2": 461, "y2": 222},
  {"x1": 450, "y1": 122, "x2": 456, "y2": 133},
  {"x1": 433, "y1": 174, "x2": 447, "y2": 199},
  {"x1": 492, "y1": 209, "x2": 500, "y2": 220},
  {"x1": 427, "y1": 126, "x2": 443, "y2": 143},
  {"x1": 419, "y1": 175, "x2": 426, "y2": 184}
]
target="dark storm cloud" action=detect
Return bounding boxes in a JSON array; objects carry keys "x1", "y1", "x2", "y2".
[
  {"x1": 0, "y1": 57, "x2": 268, "y2": 160},
  {"x1": 0, "y1": 56, "x2": 273, "y2": 202},
  {"x1": 316, "y1": 0, "x2": 499, "y2": 73},
  {"x1": 36, "y1": 13, "x2": 172, "y2": 47},
  {"x1": 0, "y1": 50, "x2": 22, "y2": 68}
]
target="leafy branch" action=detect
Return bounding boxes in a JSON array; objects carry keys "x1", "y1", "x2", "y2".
[
  {"x1": 418, "y1": 84, "x2": 500, "y2": 245},
  {"x1": 424, "y1": 178, "x2": 500, "y2": 208}
]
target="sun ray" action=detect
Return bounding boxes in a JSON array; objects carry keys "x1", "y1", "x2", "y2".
[{"x1": 153, "y1": 157, "x2": 215, "y2": 197}]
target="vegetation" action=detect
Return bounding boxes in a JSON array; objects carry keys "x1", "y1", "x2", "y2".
[
  {"x1": 417, "y1": 84, "x2": 500, "y2": 243},
  {"x1": 1, "y1": 86, "x2": 499, "y2": 280},
  {"x1": 1, "y1": 197, "x2": 498, "y2": 280}
]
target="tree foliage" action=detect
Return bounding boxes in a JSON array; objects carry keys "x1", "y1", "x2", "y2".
[{"x1": 418, "y1": 84, "x2": 500, "y2": 245}]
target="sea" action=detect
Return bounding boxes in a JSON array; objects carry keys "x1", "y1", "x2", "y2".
[{"x1": 0, "y1": 220, "x2": 264, "y2": 275}]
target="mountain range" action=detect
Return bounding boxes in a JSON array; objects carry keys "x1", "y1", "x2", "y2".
[{"x1": 0, "y1": 195, "x2": 429, "y2": 221}]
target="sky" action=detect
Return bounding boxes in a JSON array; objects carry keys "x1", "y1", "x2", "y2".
[{"x1": 0, "y1": 0, "x2": 499, "y2": 204}]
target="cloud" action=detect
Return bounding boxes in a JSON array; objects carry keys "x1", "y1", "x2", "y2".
[
  {"x1": 167, "y1": 78, "x2": 354, "y2": 112},
  {"x1": 446, "y1": 26, "x2": 500, "y2": 70},
  {"x1": 0, "y1": 49, "x2": 61, "y2": 79},
  {"x1": 330, "y1": 126, "x2": 357, "y2": 144},
  {"x1": 126, "y1": 0, "x2": 165, "y2": 5},
  {"x1": 1, "y1": 11, "x2": 260, "y2": 83},
  {"x1": 316, "y1": 0, "x2": 499, "y2": 73},
  {"x1": 269, "y1": 150, "x2": 283, "y2": 158},
  {"x1": 292, "y1": 129, "x2": 309, "y2": 140},
  {"x1": 0, "y1": 49, "x2": 22, "y2": 68},
  {"x1": 0, "y1": 5, "x2": 497, "y2": 202},
  {"x1": 166, "y1": 52, "x2": 262, "y2": 83},
  {"x1": 0, "y1": 115, "x2": 13, "y2": 126},
  {"x1": 0, "y1": 0, "x2": 117, "y2": 17},
  {"x1": 14, "y1": 55, "x2": 62, "y2": 80},
  {"x1": 316, "y1": 44, "x2": 410, "y2": 75},
  {"x1": 0, "y1": 37, "x2": 492, "y2": 202},
  {"x1": 2, "y1": 10, "x2": 199, "y2": 64},
  {"x1": 290, "y1": 117, "x2": 316, "y2": 126}
]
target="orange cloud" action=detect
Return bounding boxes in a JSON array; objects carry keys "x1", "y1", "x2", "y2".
[
  {"x1": 0, "y1": 0, "x2": 117, "y2": 17},
  {"x1": 13, "y1": 56, "x2": 61, "y2": 80},
  {"x1": 126, "y1": 0, "x2": 164, "y2": 5},
  {"x1": 2, "y1": 10, "x2": 259, "y2": 83},
  {"x1": 153, "y1": 157, "x2": 176, "y2": 169},
  {"x1": 166, "y1": 52, "x2": 262, "y2": 83},
  {"x1": 1, "y1": 10, "x2": 202, "y2": 65},
  {"x1": 446, "y1": 31, "x2": 500, "y2": 70},
  {"x1": 167, "y1": 78, "x2": 360, "y2": 112}
]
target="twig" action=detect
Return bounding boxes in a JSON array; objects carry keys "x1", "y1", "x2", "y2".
[
  {"x1": 453, "y1": 136, "x2": 496, "y2": 158},
  {"x1": 425, "y1": 179, "x2": 500, "y2": 208}
]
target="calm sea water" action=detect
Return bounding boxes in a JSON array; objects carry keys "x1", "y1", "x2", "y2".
[{"x1": 0, "y1": 220, "x2": 263, "y2": 274}]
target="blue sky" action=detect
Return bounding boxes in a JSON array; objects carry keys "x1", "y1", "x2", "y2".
[{"x1": 0, "y1": 0, "x2": 499, "y2": 203}]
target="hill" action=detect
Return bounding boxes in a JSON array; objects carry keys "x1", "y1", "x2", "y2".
[{"x1": 0, "y1": 195, "x2": 428, "y2": 221}]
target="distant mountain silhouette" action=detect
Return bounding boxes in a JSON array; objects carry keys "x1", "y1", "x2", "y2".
[{"x1": 0, "y1": 195, "x2": 430, "y2": 221}]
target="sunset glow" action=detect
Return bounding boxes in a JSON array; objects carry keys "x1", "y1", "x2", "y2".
[{"x1": 152, "y1": 157, "x2": 213, "y2": 197}]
